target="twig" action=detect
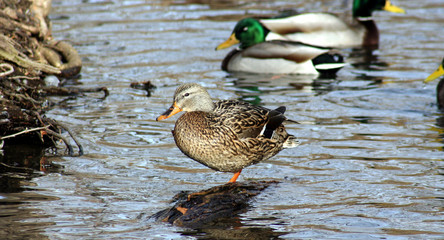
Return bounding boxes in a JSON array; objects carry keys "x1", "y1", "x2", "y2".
[
  {"x1": 0, "y1": 162, "x2": 34, "y2": 174},
  {"x1": 6, "y1": 90, "x2": 43, "y2": 105},
  {"x1": 42, "y1": 86, "x2": 109, "y2": 99},
  {"x1": 0, "y1": 126, "x2": 49, "y2": 140},
  {"x1": 0, "y1": 15, "x2": 39, "y2": 34},
  {"x1": 10, "y1": 75, "x2": 41, "y2": 80},
  {"x1": 0, "y1": 63, "x2": 14, "y2": 77},
  {"x1": 40, "y1": 116, "x2": 83, "y2": 156},
  {"x1": 0, "y1": 34, "x2": 61, "y2": 75},
  {"x1": 54, "y1": 121, "x2": 84, "y2": 156},
  {"x1": 45, "y1": 128, "x2": 74, "y2": 156}
]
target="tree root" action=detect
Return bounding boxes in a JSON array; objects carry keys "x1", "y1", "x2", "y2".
[
  {"x1": 42, "y1": 40, "x2": 82, "y2": 78},
  {"x1": 0, "y1": 111, "x2": 84, "y2": 156},
  {"x1": 0, "y1": 34, "x2": 61, "y2": 75},
  {"x1": 42, "y1": 86, "x2": 109, "y2": 98},
  {"x1": 44, "y1": 119, "x2": 84, "y2": 156},
  {"x1": 0, "y1": 62, "x2": 14, "y2": 77},
  {"x1": 0, "y1": 1, "x2": 105, "y2": 156}
]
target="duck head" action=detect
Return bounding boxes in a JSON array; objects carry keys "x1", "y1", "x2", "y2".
[
  {"x1": 216, "y1": 18, "x2": 270, "y2": 50},
  {"x1": 156, "y1": 83, "x2": 215, "y2": 120},
  {"x1": 353, "y1": 0, "x2": 405, "y2": 18}
]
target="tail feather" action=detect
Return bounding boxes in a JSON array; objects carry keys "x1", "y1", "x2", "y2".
[
  {"x1": 312, "y1": 52, "x2": 346, "y2": 75},
  {"x1": 284, "y1": 119, "x2": 299, "y2": 124},
  {"x1": 274, "y1": 106, "x2": 286, "y2": 114},
  {"x1": 262, "y1": 106, "x2": 286, "y2": 138}
]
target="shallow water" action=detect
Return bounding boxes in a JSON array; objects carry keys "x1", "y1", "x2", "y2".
[{"x1": 1, "y1": 0, "x2": 444, "y2": 239}]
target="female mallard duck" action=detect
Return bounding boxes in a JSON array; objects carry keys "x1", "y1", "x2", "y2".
[
  {"x1": 235, "y1": 0, "x2": 405, "y2": 48},
  {"x1": 156, "y1": 83, "x2": 299, "y2": 183},
  {"x1": 424, "y1": 58, "x2": 444, "y2": 109},
  {"x1": 215, "y1": 18, "x2": 346, "y2": 75}
]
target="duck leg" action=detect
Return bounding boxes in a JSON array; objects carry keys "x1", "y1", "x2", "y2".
[{"x1": 228, "y1": 170, "x2": 242, "y2": 183}]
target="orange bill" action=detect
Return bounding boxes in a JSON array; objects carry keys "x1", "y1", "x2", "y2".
[
  {"x1": 156, "y1": 102, "x2": 182, "y2": 121},
  {"x1": 216, "y1": 33, "x2": 239, "y2": 50}
]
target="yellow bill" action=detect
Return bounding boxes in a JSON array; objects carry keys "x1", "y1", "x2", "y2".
[
  {"x1": 216, "y1": 33, "x2": 239, "y2": 50},
  {"x1": 384, "y1": 0, "x2": 405, "y2": 13},
  {"x1": 425, "y1": 64, "x2": 444, "y2": 83}
]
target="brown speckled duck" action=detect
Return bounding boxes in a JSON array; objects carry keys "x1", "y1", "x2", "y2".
[{"x1": 156, "y1": 83, "x2": 299, "y2": 183}]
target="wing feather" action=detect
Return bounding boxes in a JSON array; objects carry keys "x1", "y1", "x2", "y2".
[
  {"x1": 241, "y1": 40, "x2": 330, "y2": 63},
  {"x1": 260, "y1": 13, "x2": 349, "y2": 34}
]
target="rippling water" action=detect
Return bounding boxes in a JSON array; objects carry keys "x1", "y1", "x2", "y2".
[{"x1": 1, "y1": 0, "x2": 443, "y2": 239}]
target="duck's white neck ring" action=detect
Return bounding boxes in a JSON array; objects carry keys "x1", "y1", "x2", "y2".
[{"x1": 357, "y1": 16, "x2": 374, "y2": 21}]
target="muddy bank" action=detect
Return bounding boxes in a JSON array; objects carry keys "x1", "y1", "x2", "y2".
[{"x1": 0, "y1": 0, "x2": 102, "y2": 155}]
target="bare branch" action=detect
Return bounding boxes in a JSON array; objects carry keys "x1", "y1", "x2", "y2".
[
  {"x1": 0, "y1": 125, "x2": 49, "y2": 140},
  {"x1": 0, "y1": 63, "x2": 14, "y2": 77}
]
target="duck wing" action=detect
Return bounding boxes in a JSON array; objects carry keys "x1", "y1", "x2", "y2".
[
  {"x1": 214, "y1": 100, "x2": 287, "y2": 139},
  {"x1": 260, "y1": 13, "x2": 350, "y2": 35},
  {"x1": 241, "y1": 40, "x2": 330, "y2": 63}
]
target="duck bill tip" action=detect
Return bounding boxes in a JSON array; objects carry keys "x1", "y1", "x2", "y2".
[{"x1": 156, "y1": 114, "x2": 169, "y2": 121}]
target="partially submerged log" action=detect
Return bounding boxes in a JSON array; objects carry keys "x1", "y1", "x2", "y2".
[{"x1": 151, "y1": 181, "x2": 277, "y2": 228}]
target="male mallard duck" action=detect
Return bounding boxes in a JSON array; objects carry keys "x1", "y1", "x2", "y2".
[
  {"x1": 424, "y1": 58, "x2": 444, "y2": 109},
  {"x1": 241, "y1": 0, "x2": 405, "y2": 48},
  {"x1": 215, "y1": 18, "x2": 346, "y2": 75},
  {"x1": 156, "y1": 83, "x2": 299, "y2": 183}
]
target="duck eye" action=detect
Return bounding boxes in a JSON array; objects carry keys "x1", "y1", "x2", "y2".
[
  {"x1": 243, "y1": 27, "x2": 248, "y2": 32},
  {"x1": 184, "y1": 93, "x2": 190, "y2": 97}
]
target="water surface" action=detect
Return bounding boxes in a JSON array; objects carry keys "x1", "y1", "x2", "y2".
[{"x1": 1, "y1": 0, "x2": 443, "y2": 239}]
